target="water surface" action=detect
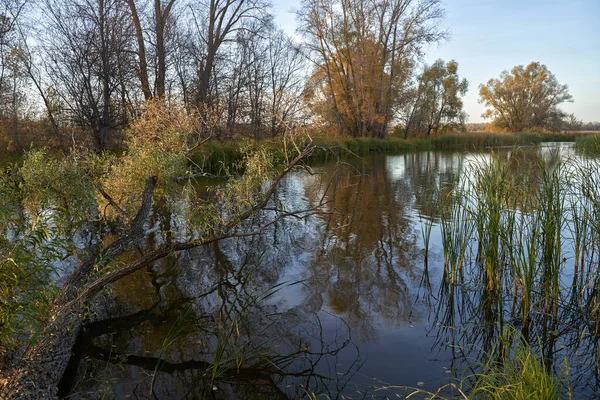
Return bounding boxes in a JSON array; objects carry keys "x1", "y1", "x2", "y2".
[{"x1": 65, "y1": 143, "x2": 598, "y2": 399}]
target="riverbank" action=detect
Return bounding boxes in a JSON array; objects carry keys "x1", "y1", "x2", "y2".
[
  {"x1": 574, "y1": 133, "x2": 600, "y2": 155},
  {"x1": 189, "y1": 131, "x2": 593, "y2": 173},
  {"x1": 1, "y1": 131, "x2": 595, "y2": 173}
]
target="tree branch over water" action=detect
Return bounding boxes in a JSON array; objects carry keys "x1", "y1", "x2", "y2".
[{"x1": 0, "y1": 135, "x2": 327, "y2": 398}]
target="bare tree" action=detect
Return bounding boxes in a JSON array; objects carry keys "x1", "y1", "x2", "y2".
[
  {"x1": 266, "y1": 30, "x2": 305, "y2": 137},
  {"x1": 244, "y1": 27, "x2": 267, "y2": 139},
  {"x1": 188, "y1": 0, "x2": 270, "y2": 110},
  {"x1": 563, "y1": 113, "x2": 582, "y2": 134},
  {"x1": 0, "y1": 0, "x2": 27, "y2": 148},
  {"x1": 126, "y1": 0, "x2": 180, "y2": 99},
  {"x1": 171, "y1": 22, "x2": 195, "y2": 109},
  {"x1": 12, "y1": 36, "x2": 66, "y2": 146},
  {"x1": 41, "y1": 0, "x2": 137, "y2": 149},
  {"x1": 221, "y1": 34, "x2": 251, "y2": 136}
]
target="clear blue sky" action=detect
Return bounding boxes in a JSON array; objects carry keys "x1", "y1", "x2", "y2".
[{"x1": 272, "y1": 0, "x2": 600, "y2": 123}]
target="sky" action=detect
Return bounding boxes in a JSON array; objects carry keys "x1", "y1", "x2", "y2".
[{"x1": 271, "y1": 0, "x2": 600, "y2": 123}]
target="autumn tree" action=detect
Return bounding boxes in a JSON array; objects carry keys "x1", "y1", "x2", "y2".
[
  {"x1": 304, "y1": 38, "x2": 402, "y2": 138},
  {"x1": 479, "y1": 62, "x2": 572, "y2": 132},
  {"x1": 299, "y1": 0, "x2": 445, "y2": 138},
  {"x1": 403, "y1": 59, "x2": 468, "y2": 137}
]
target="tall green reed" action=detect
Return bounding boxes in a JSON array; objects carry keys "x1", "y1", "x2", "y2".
[
  {"x1": 438, "y1": 180, "x2": 473, "y2": 286},
  {"x1": 431, "y1": 146, "x2": 600, "y2": 395},
  {"x1": 419, "y1": 212, "x2": 434, "y2": 269}
]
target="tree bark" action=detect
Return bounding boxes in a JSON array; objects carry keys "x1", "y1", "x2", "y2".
[{"x1": 127, "y1": 0, "x2": 153, "y2": 100}]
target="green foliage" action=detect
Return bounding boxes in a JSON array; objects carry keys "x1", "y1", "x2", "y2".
[
  {"x1": 185, "y1": 143, "x2": 285, "y2": 238},
  {"x1": 188, "y1": 140, "x2": 245, "y2": 174},
  {"x1": 0, "y1": 150, "x2": 104, "y2": 361},
  {"x1": 20, "y1": 149, "x2": 97, "y2": 228},
  {"x1": 0, "y1": 153, "x2": 97, "y2": 360},
  {"x1": 312, "y1": 133, "x2": 542, "y2": 158},
  {"x1": 185, "y1": 132, "x2": 580, "y2": 169},
  {"x1": 574, "y1": 134, "x2": 600, "y2": 156},
  {"x1": 0, "y1": 171, "x2": 63, "y2": 360},
  {"x1": 470, "y1": 329, "x2": 561, "y2": 400}
]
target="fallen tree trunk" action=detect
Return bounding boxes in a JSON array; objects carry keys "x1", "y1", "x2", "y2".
[{"x1": 0, "y1": 177, "x2": 157, "y2": 399}]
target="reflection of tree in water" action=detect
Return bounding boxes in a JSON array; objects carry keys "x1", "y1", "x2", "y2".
[
  {"x1": 65, "y1": 202, "x2": 362, "y2": 399},
  {"x1": 65, "y1": 148, "x2": 595, "y2": 398},
  {"x1": 301, "y1": 156, "x2": 428, "y2": 342},
  {"x1": 400, "y1": 151, "x2": 462, "y2": 220}
]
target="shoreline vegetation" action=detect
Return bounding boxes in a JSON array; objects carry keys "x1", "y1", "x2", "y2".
[
  {"x1": 190, "y1": 131, "x2": 600, "y2": 173},
  {"x1": 0, "y1": 0, "x2": 597, "y2": 395},
  {"x1": 3, "y1": 130, "x2": 599, "y2": 172}
]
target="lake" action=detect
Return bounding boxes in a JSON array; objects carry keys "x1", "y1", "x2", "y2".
[{"x1": 63, "y1": 142, "x2": 600, "y2": 399}]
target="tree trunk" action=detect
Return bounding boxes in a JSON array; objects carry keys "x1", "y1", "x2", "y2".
[
  {"x1": 128, "y1": 0, "x2": 152, "y2": 100},
  {"x1": 155, "y1": 0, "x2": 166, "y2": 98},
  {"x1": 0, "y1": 178, "x2": 157, "y2": 399}
]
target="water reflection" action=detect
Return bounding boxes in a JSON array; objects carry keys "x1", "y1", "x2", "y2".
[{"x1": 64, "y1": 143, "x2": 600, "y2": 399}]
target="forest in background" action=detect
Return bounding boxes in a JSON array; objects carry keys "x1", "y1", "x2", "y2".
[{"x1": 1, "y1": 0, "x2": 597, "y2": 154}]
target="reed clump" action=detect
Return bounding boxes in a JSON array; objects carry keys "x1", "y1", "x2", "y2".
[
  {"x1": 435, "y1": 147, "x2": 600, "y2": 394},
  {"x1": 469, "y1": 329, "x2": 561, "y2": 400},
  {"x1": 574, "y1": 134, "x2": 600, "y2": 156}
]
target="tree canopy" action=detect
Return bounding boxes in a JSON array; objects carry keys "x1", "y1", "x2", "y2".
[
  {"x1": 479, "y1": 62, "x2": 573, "y2": 132},
  {"x1": 299, "y1": 0, "x2": 445, "y2": 138},
  {"x1": 402, "y1": 59, "x2": 468, "y2": 137}
]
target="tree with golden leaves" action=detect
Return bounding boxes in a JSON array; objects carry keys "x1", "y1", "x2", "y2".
[
  {"x1": 479, "y1": 62, "x2": 572, "y2": 132},
  {"x1": 299, "y1": 0, "x2": 445, "y2": 138}
]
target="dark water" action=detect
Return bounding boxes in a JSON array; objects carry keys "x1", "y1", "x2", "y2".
[{"x1": 64, "y1": 142, "x2": 598, "y2": 399}]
